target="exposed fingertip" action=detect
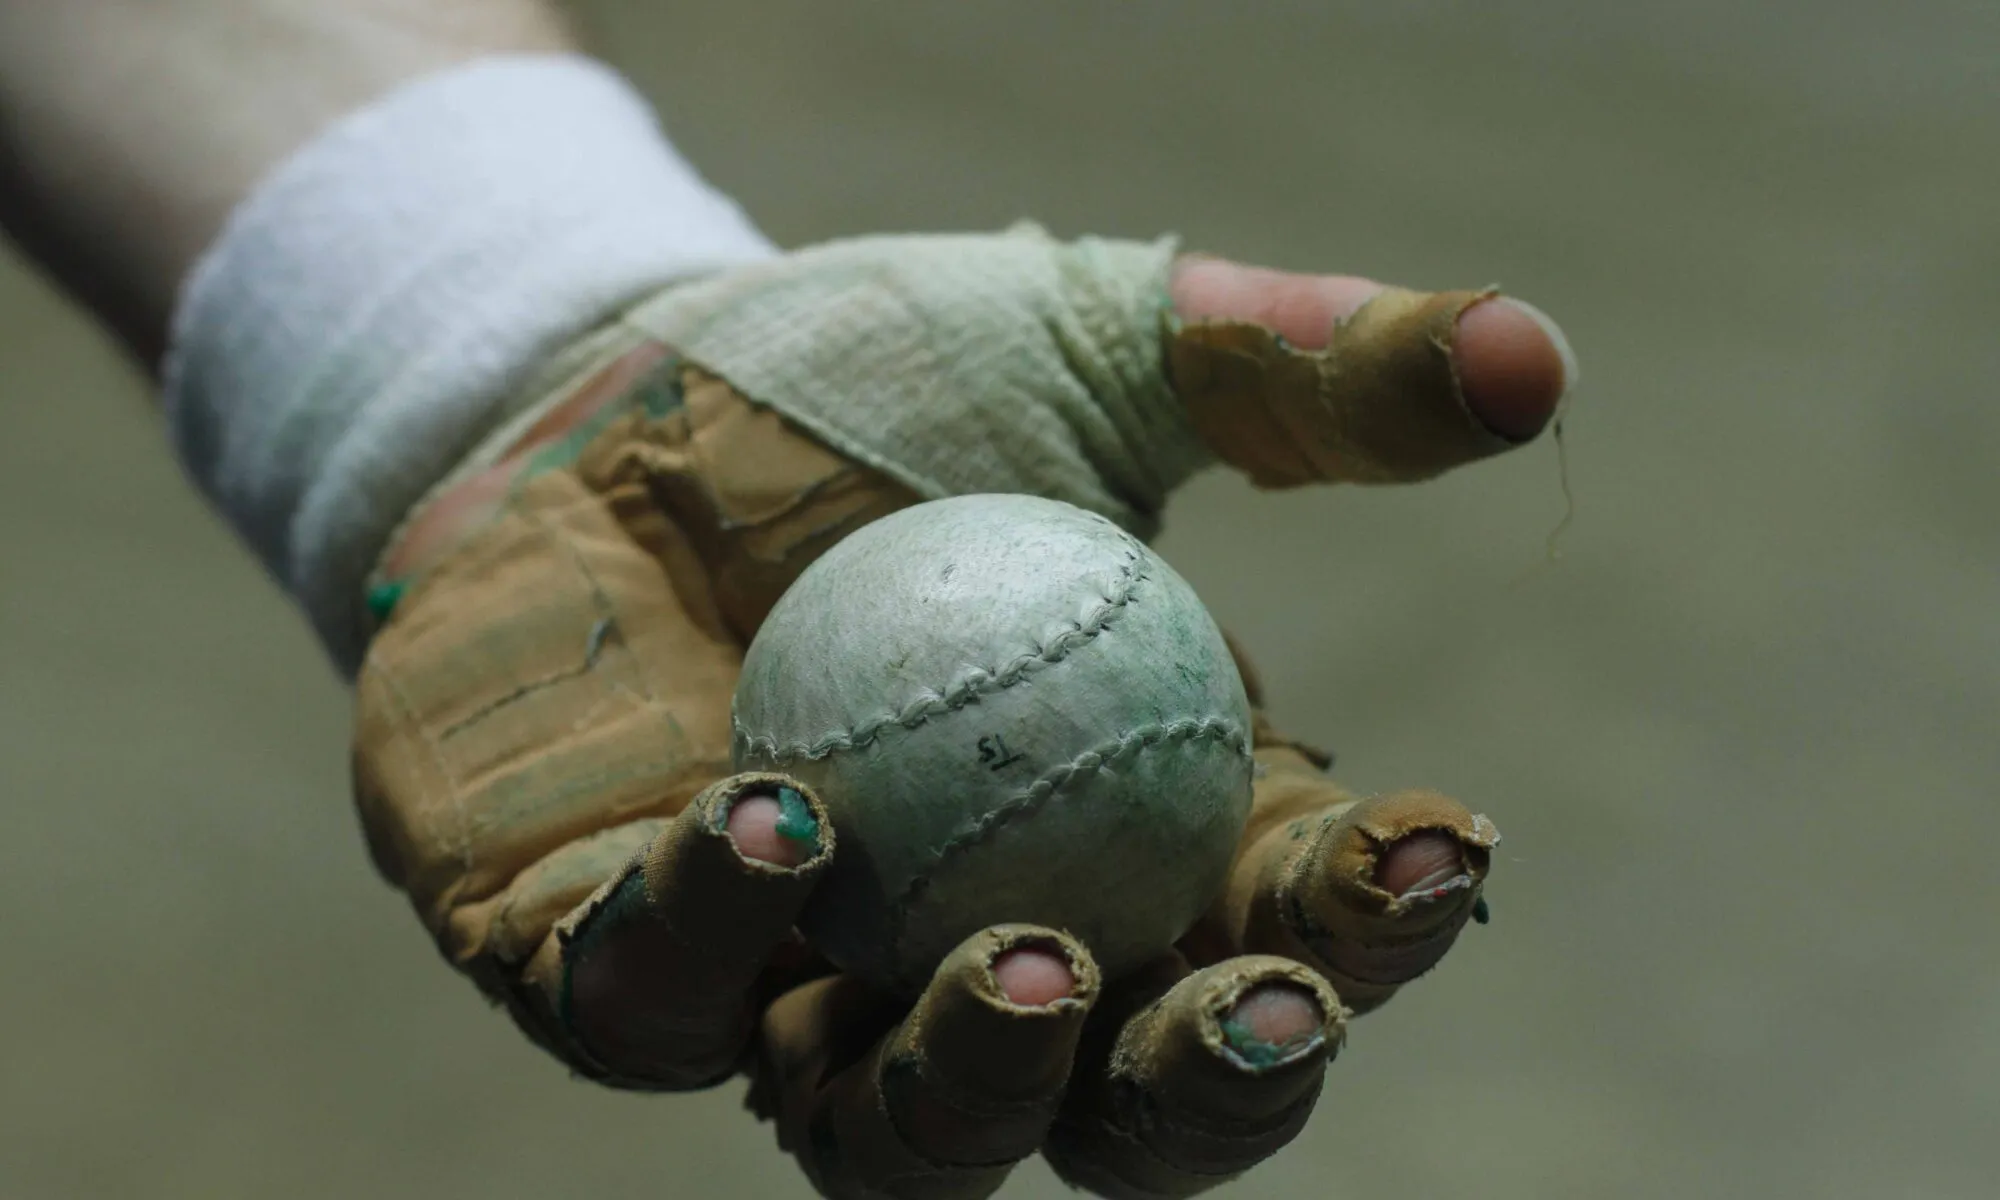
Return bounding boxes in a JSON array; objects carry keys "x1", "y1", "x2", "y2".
[
  {"x1": 1221, "y1": 983, "x2": 1325, "y2": 1067},
  {"x1": 991, "y1": 946, "x2": 1077, "y2": 1008},
  {"x1": 1374, "y1": 830, "x2": 1468, "y2": 899},
  {"x1": 725, "y1": 793, "x2": 808, "y2": 867},
  {"x1": 1499, "y1": 295, "x2": 1581, "y2": 392},
  {"x1": 1453, "y1": 295, "x2": 1576, "y2": 441}
]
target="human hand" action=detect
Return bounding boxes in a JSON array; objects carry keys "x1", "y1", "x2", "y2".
[{"x1": 351, "y1": 227, "x2": 1571, "y2": 1198}]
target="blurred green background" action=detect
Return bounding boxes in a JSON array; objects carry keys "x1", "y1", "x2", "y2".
[{"x1": 3, "y1": 2, "x2": 1996, "y2": 1197}]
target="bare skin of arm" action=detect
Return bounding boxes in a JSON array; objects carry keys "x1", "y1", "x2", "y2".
[{"x1": 0, "y1": 0, "x2": 575, "y2": 367}]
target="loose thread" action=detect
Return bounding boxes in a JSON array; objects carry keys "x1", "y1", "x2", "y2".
[
  {"x1": 1544, "y1": 413, "x2": 1576, "y2": 563},
  {"x1": 1508, "y1": 400, "x2": 1579, "y2": 589}
]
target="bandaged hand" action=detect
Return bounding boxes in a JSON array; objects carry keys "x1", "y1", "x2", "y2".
[{"x1": 351, "y1": 227, "x2": 1573, "y2": 1199}]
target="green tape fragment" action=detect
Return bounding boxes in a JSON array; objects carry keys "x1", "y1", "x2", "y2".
[
  {"x1": 774, "y1": 786, "x2": 820, "y2": 853},
  {"x1": 1220, "y1": 1015, "x2": 1315, "y2": 1070},
  {"x1": 366, "y1": 579, "x2": 406, "y2": 623}
]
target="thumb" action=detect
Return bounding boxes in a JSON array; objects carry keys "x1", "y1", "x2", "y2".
[
  {"x1": 1169, "y1": 257, "x2": 1578, "y2": 488},
  {"x1": 612, "y1": 228, "x2": 1576, "y2": 540}
]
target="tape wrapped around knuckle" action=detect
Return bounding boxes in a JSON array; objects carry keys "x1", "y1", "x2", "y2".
[{"x1": 620, "y1": 225, "x2": 1214, "y2": 543}]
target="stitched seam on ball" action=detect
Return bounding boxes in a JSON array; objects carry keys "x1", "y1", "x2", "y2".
[
  {"x1": 884, "y1": 715, "x2": 1253, "y2": 956},
  {"x1": 733, "y1": 543, "x2": 1149, "y2": 763}
]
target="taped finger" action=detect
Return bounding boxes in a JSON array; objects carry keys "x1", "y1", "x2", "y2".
[
  {"x1": 1044, "y1": 954, "x2": 1344, "y2": 1199},
  {"x1": 1206, "y1": 787, "x2": 1498, "y2": 1014},
  {"x1": 755, "y1": 925, "x2": 1100, "y2": 1200},
  {"x1": 505, "y1": 772, "x2": 833, "y2": 1089},
  {"x1": 1170, "y1": 284, "x2": 1557, "y2": 489}
]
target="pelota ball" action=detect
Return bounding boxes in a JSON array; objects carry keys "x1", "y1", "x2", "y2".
[{"x1": 732, "y1": 493, "x2": 1255, "y2": 993}]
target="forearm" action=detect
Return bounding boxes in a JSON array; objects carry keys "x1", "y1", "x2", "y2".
[
  {"x1": 0, "y1": 0, "x2": 576, "y2": 366},
  {"x1": 0, "y1": 2, "x2": 774, "y2": 671}
]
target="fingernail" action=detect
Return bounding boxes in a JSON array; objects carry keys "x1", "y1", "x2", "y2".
[
  {"x1": 1453, "y1": 294, "x2": 1579, "y2": 442},
  {"x1": 1219, "y1": 983, "x2": 1325, "y2": 1069},
  {"x1": 723, "y1": 791, "x2": 817, "y2": 867},
  {"x1": 1374, "y1": 830, "x2": 1468, "y2": 900},
  {"x1": 990, "y1": 944, "x2": 1077, "y2": 1008},
  {"x1": 1498, "y1": 296, "x2": 1581, "y2": 397}
]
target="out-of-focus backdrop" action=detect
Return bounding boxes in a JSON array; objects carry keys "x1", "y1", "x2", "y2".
[{"x1": 3, "y1": 2, "x2": 1996, "y2": 1197}]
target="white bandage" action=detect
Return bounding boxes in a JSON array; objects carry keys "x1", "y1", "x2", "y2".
[
  {"x1": 623, "y1": 227, "x2": 1213, "y2": 543},
  {"x1": 162, "y1": 55, "x2": 777, "y2": 674}
]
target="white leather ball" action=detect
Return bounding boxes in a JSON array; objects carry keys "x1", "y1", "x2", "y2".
[{"x1": 733, "y1": 494, "x2": 1254, "y2": 993}]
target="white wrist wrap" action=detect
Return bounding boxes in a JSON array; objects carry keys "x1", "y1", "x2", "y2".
[{"x1": 161, "y1": 55, "x2": 777, "y2": 674}]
